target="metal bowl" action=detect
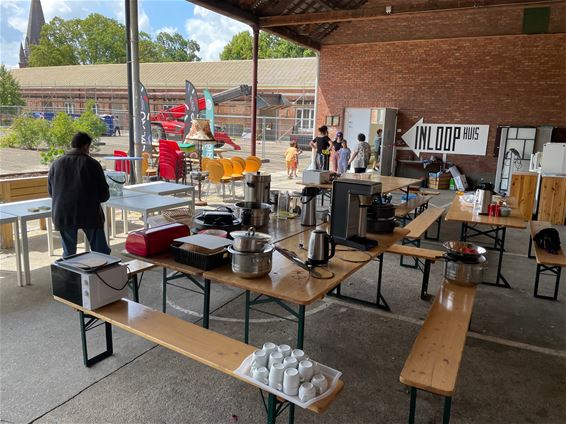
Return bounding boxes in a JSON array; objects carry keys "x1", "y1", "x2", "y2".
[{"x1": 442, "y1": 241, "x2": 486, "y2": 259}]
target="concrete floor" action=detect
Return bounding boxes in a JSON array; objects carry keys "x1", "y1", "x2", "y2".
[{"x1": 1, "y1": 191, "x2": 565, "y2": 423}]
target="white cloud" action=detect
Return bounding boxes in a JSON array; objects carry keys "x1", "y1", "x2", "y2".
[
  {"x1": 185, "y1": 6, "x2": 249, "y2": 61},
  {"x1": 0, "y1": 39, "x2": 23, "y2": 68},
  {"x1": 112, "y1": 1, "x2": 151, "y2": 34},
  {"x1": 156, "y1": 26, "x2": 178, "y2": 35},
  {"x1": 7, "y1": 16, "x2": 28, "y2": 34}
]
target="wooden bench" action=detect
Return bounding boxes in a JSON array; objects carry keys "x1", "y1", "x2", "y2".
[
  {"x1": 400, "y1": 281, "x2": 477, "y2": 424},
  {"x1": 528, "y1": 221, "x2": 566, "y2": 300},
  {"x1": 395, "y1": 195, "x2": 432, "y2": 223},
  {"x1": 0, "y1": 175, "x2": 49, "y2": 248},
  {"x1": 398, "y1": 207, "x2": 445, "y2": 269},
  {"x1": 123, "y1": 259, "x2": 156, "y2": 303},
  {"x1": 54, "y1": 297, "x2": 343, "y2": 424},
  {"x1": 385, "y1": 244, "x2": 445, "y2": 299}
]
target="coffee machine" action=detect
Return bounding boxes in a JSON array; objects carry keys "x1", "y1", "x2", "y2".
[{"x1": 330, "y1": 179, "x2": 382, "y2": 250}]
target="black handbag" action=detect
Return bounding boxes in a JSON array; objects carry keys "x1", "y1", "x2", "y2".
[{"x1": 534, "y1": 228, "x2": 561, "y2": 254}]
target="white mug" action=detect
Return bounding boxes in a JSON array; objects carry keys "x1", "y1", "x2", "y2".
[
  {"x1": 268, "y1": 351, "x2": 284, "y2": 370},
  {"x1": 283, "y1": 356, "x2": 298, "y2": 370},
  {"x1": 268, "y1": 363, "x2": 285, "y2": 390},
  {"x1": 298, "y1": 382, "x2": 317, "y2": 402},
  {"x1": 251, "y1": 349, "x2": 268, "y2": 369},
  {"x1": 263, "y1": 342, "x2": 277, "y2": 356},
  {"x1": 278, "y1": 344, "x2": 292, "y2": 358},
  {"x1": 298, "y1": 360, "x2": 314, "y2": 382},
  {"x1": 252, "y1": 366, "x2": 269, "y2": 385},
  {"x1": 283, "y1": 368, "x2": 300, "y2": 396},
  {"x1": 291, "y1": 349, "x2": 306, "y2": 362},
  {"x1": 311, "y1": 373, "x2": 328, "y2": 395}
]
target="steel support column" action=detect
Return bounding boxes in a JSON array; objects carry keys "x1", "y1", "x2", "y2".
[{"x1": 250, "y1": 26, "x2": 259, "y2": 157}]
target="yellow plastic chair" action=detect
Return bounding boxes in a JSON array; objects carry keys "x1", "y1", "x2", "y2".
[
  {"x1": 245, "y1": 158, "x2": 261, "y2": 173},
  {"x1": 230, "y1": 157, "x2": 245, "y2": 177},
  {"x1": 141, "y1": 152, "x2": 157, "y2": 180},
  {"x1": 224, "y1": 158, "x2": 244, "y2": 198},
  {"x1": 205, "y1": 161, "x2": 223, "y2": 200},
  {"x1": 201, "y1": 157, "x2": 212, "y2": 171},
  {"x1": 247, "y1": 155, "x2": 262, "y2": 168}
]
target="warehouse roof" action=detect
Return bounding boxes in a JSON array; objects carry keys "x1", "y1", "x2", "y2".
[{"x1": 10, "y1": 57, "x2": 317, "y2": 90}]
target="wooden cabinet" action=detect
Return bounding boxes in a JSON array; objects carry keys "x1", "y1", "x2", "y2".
[
  {"x1": 510, "y1": 171, "x2": 537, "y2": 220},
  {"x1": 538, "y1": 175, "x2": 566, "y2": 225}
]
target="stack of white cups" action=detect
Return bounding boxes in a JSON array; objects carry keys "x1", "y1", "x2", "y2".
[{"x1": 250, "y1": 343, "x2": 329, "y2": 402}]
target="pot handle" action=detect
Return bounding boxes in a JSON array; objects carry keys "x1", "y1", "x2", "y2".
[
  {"x1": 327, "y1": 234, "x2": 336, "y2": 260},
  {"x1": 217, "y1": 205, "x2": 233, "y2": 213}
]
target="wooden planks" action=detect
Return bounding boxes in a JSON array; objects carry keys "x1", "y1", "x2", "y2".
[
  {"x1": 395, "y1": 195, "x2": 432, "y2": 218},
  {"x1": 203, "y1": 226, "x2": 409, "y2": 305},
  {"x1": 538, "y1": 176, "x2": 566, "y2": 225},
  {"x1": 445, "y1": 195, "x2": 527, "y2": 229},
  {"x1": 510, "y1": 171, "x2": 537, "y2": 220},
  {"x1": 54, "y1": 297, "x2": 343, "y2": 414},
  {"x1": 529, "y1": 221, "x2": 566, "y2": 267},
  {"x1": 400, "y1": 281, "x2": 477, "y2": 397},
  {"x1": 386, "y1": 244, "x2": 444, "y2": 261},
  {"x1": 123, "y1": 259, "x2": 156, "y2": 276},
  {"x1": 403, "y1": 207, "x2": 444, "y2": 239}
]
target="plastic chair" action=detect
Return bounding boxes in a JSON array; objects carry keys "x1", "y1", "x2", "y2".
[
  {"x1": 113, "y1": 150, "x2": 130, "y2": 174},
  {"x1": 248, "y1": 156, "x2": 262, "y2": 167},
  {"x1": 245, "y1": 158, "x2": 261, "y2": 173},
  {"x1": 231, "y1": 157, "x2": 246, "y2": 174},
  {"x1": 158, "y1": 139, "x2": 184, "y2": 183},
  {"x1": 205, "y1": 161, "x2": 226, "y2": 200},
  {"x1": 142, "y1": 152, "x2": 157, "y2": 180},
  {"x1": 226, "y1": 158, "x2": 244, "y2": 198}
]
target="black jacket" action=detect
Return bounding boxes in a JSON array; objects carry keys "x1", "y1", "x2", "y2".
[{"x1": 48, "y1": 150, "x2": 110, "y2": 230}]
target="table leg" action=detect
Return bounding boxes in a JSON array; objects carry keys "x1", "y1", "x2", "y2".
[
  {"x1": 20, "y1": 219, "x2": 31, "y2": 286},
  {"x1": 143, "y1": 211, "x2": 149, "y2": 229},
  {"x1": 266, "y1": 393, "x2": 277, "y2": 424},
  {"x1": 13, "y1": 220, "x2": 23, "y2": 287},
  {"x1": 46, "y1": 217, "x2": 54, "y2": 256},
  {"x1": 123, "y1": 209, "x2": 129, "y2": 233},
  {"x1": 111, "y1": 208, "x2": 117, "y2": 239},
  {"x1": 495, "y1": 227, "x2": 508, "y2": 287},
  {"x1": 244, "y1": 290, "x2": 251, "y2": 344},
  {"x1": 296, "y1": 305, "x2": 306, "y2": 350},
  {"x1": 203, "y1": 279, "x2": 211, "y2": 329}
]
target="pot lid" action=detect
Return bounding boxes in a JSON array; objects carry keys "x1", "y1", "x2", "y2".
[{"x1": 230, "y1": 227, "x2": 272, "y2": 242}]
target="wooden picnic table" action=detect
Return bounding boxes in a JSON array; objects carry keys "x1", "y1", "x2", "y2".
[
  {"x1": 445, "y1": 194, "x2": 527, "y2": 288},
  {"x1": 300, "y1": 175, "x2": 421, "y2": 195}
]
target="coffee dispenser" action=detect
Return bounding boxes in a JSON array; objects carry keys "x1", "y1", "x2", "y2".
[
  {"x1": 330, "y1": 179, "x2": 382, "y2": 250},
  {"x1": 244, "y1": 172, "x2": 271, "y2": 203}
]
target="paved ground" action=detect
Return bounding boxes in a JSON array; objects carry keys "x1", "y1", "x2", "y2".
[{"x1": 1, "y1": 189, "x2": 565, "y2": 423}]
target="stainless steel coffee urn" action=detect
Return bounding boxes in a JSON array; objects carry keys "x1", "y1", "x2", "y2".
[
  {"x1": 244, "y1": 172, "x2": 271, "y2": 203},
  {"x1": 300, "y1": 187, "x2": 319, "y2": 226}
]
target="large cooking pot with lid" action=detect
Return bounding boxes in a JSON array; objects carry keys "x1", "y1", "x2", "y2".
[
  {"x1": 442, "y1": 241, "x2": 488, "y2": 286},
  {"x1": 234, "y1": 201, "x2": 271, "y2": 227},
  {"x1": 228, "y1": 245, "x2": 273, "y2": 278},
  {"x1": 230, "y1": 227, "x2": 272, "y2": 252}
]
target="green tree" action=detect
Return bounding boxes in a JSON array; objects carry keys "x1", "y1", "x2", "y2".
[
  {"x1": 220, "y1": 31, "x2": 315, "y2": 60},
  {"x1": 0, "y1": 65, "x2": 26, "y2": 108},
  {"x1": 74, "y1": 100, "x2": 107, "y2": 144},
  {"x1": 29, "y1": 14, "x2": 200, "y2": 66},
  {"x1": 155, "y1": 32, "x2": 201, "y2": 62},
  {"x1": 1, "y1": 115, "x2": 50, "y2": 150}
]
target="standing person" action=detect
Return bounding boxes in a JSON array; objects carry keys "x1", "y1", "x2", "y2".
[
  {"x1": 348, "y1": 133, "x2": 371, "y2": 173},
  {"x1": 373, "y1": 128, "x2": 382, "y2": 170},
  {"x1": 337, "y1": 140, "x2": 351, "y2": 174},
  {"x1": 113, "y1": 115, "x2": 121, "y2": 136},
  {"x1": 309, "y1": 125, "x2": 330, "y2": 170},
  {"x1": 48, "y1": 132, "x2": 111, "y2": 257},
  {"x1": 285, "y1": 140, "x2": 301, "y2": 179},
  {"x1": 330, "y1": 131, "x2": 344, "y2": 172}
]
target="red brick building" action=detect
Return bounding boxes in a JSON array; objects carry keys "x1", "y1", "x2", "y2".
[{"x1": 190, "y1": 0, "x2": 566, "y2": 183}]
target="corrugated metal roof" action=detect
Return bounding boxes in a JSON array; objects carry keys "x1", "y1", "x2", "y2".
[{"x1": 10, "y1": 57, "x2": 317, "y2": 90}]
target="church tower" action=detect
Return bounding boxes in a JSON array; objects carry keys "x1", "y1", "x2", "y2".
[{"x1": 19, "y1": 0, "x2": 45, "y2": 68}]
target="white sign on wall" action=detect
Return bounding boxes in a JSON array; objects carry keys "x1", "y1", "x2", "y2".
[{"x1": 402, "y1": 118, "x2": 489, "y2": 156}]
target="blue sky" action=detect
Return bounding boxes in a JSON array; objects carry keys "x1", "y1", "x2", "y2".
[{"x1": 0, "y1": 0, "x2": 250, "y2": 68}]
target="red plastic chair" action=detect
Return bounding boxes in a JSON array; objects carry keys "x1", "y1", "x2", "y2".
[
  {"x1": 158, "y1": 139, "x2": 184, "y2": 183},
  {"x1": 113, "y1": 150, "x2": 130, "y2": 174}
]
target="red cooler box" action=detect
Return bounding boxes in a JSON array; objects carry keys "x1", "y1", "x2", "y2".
[{"x1": 125, "y1": 223, "x2": 189, "y2": 257}]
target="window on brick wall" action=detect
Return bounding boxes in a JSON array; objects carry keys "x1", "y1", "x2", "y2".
[
  {"x1": 64, "y1": 101, "x2": 74, "y2": 114},
  {"x1": 296, "y1": 108, "x2": 314, "y2": 131}
]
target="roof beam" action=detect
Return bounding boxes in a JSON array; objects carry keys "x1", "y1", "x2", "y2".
[
  {"x1": 259, "y1": 0, "x2": 565, "y2": 27},
  {"x1": 187, "y1": 0, "x2": 259, "y2": 26},
  {"x1": 264, "y1": 27, "x2": 321, "y2": 51}
]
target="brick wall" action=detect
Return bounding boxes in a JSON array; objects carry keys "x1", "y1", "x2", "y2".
[{"x1": 317, "y1": 33, "x2": 566, "y2": 181}]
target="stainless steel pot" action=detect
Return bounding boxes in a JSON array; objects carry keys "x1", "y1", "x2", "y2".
[
  {"x1": 244, "y1": 172, "x2": 271, "y2": 203},
  {"x1": 228, "y1": 245, "x2": 273, "y2": 278},
  {"x1": 230, "y1": 227, "x2": 272, "y2": 252},
  {"x1": 443, "y1": 241, "x2": 487, "y2": 260},
  {"x1": 234, "y1": 201, "x2": 271, "y2": 227},
  {"x1": 443, "y1": 256, "x2": 487, "y2": 286}
]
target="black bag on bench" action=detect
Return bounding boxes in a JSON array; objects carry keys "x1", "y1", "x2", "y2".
[{"x1": 534, "y1": 228, "x2": 561, "y2": 254}]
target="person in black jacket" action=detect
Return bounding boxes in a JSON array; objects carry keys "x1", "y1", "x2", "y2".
[{"x1": 48, "y1": 132, "x2": 111, "y2": 257}]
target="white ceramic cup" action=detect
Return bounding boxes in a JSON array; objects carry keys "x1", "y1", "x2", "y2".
[
  {"x1": 291, "y1": 349, "x2": 306, "y2": 362},
  {"x1": 283, "y1": 356, "x2": 298, "y2": 370},
  {"x1": 268, "y1": 363, "x2": 285, "y2": 390},
  {"x1": 268, "y1": 351, "x2": 284, "y2": 369},
  {"x1": 298, "y1": 360, "x2": 314, "y2": 382},
  {"x1": 251, "y1": 349, "x2": 268, "y2": 369},
  {"x1": 252, "y1": 366, "x2": 269, "y2": 385},
  {"x1": 298, "y1": 382, "x2": 317, "y2": 402},
  {"x1": 311, "y1": 373, "x2": 328, "y2": 395},
  {"x1": 283, "y1": 368, "x2": 300, "y2": 396},
  {"x1": 263, "y1": 342, "x2": 277, "y2": 356},
  {"x1": 278, "y1": 344, "x2": 292, "y2": 358}
]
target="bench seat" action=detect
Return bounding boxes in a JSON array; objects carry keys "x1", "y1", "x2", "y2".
[
  {"x1": 529, "y1": 221, "x2": 565, "y2": 300},
  {"x1": 54, "y1": 296, "x2": 343, "y2": 419},
  {"x1": 400, "y1": 281, "x2": 477, "y2": 423},
  {"x1": 403, "y1": 207, "x2": 444, "y2": 240},
  {"x1": 395, "y1": 195, "x2": 432, "y2": 219}
]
